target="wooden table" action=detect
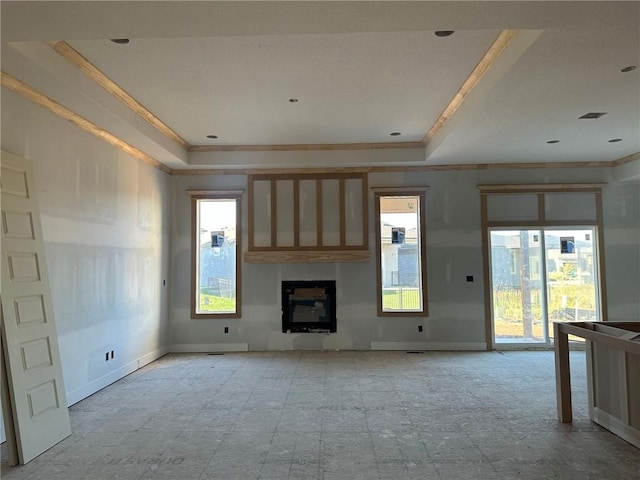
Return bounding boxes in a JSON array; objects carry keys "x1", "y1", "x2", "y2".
[{"x1": 554, "y1": 321, "x2": 640, "y2": 448}]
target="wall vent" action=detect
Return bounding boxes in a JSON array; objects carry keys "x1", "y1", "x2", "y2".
[{"x1": 579, "y1": 112, "x2": 607, "y2": 119}]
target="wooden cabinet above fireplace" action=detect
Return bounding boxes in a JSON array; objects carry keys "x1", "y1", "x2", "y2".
[{"x1": 245, "y1": 173, "x2": 370, "y2": 263}]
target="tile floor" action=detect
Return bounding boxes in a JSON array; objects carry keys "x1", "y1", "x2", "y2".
[{"x1": 1, "y1": 350, "x2": 639, "y2": 479}]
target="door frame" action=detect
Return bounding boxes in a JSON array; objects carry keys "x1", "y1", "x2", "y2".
[{"x1": 479, "y1": 184, "x2": 608, "y2": 351}]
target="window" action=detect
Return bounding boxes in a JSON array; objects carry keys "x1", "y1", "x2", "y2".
[
  {"x1": 373, "y1": 189, "x2": 428, "y2": 316},
  {"x1": 510, "y1": 249, "x2": 518, "y2": 274},
  {"x1": 190, "y1": 191, "x2": 242, "y2": 318}
]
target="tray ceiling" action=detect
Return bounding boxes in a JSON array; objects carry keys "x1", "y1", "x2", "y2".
[{"x1": 1, "y1": 1, "x2": 638, "y2": 171}]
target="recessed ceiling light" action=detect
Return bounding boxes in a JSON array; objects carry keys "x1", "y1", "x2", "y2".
[
  {"x1": 546, "y1": 140, "x2": 560, "y2": 144},
  {"x1": 390, "y1": 132, "x2": 402, "y2": 136},
  {"x1": 206, "y1": 135, "x2": 218, "y2": 139},
  {"x1": 608, "y1": 138, "x2": 623, "y2": 143},
  {"x1": 110, "y1": 39, "x2": 130, "y2": 44},
  {"x1": 289, "y1": 98, "x2": 299, "y2": 103},
  {"x1": 621, "y1": 65, "x2": 637, "y2": 73},
  {"x1": 579, "y1": 112, "x2": 607, "y2": 119},
  {"x1": 434, "y1": 31, "x2": 455, "y2": 37}
]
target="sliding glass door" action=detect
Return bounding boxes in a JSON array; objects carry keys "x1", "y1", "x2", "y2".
[
  {"x1": 490, "y1": 230, "x2": 546, "y2": 344},
  {"x1": 544, "y1": 228, "x2": 600, "y2": 340},
  {"x1": 490, "y1": 227, "x2": 600, "y2": 346}
]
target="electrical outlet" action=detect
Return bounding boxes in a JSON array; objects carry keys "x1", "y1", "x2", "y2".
[
  {"x1": 418, "y1": 325, "x2": 423, "y2": 333},
  {"x1": 224, "y1": 327, "x2": 229, "y2": 334}
]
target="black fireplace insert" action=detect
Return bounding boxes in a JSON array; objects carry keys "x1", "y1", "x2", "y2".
[{"x1": 281, "y1": 280, "x2": 336, "y2": 333}]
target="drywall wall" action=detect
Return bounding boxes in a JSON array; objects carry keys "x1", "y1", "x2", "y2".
[
  {"x1": 169, "y1": 165, "x2": 639, "y2": 351},
  {"x1": 1, "y1": 89, "x2": 171, "y2": 405},
  {"x1": 601, "y1": 178, "x2": 640, "y2": 321}
]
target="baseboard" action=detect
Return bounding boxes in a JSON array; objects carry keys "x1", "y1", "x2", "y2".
[
  {"x1": 66, "y1": 346, "x2": 168, "y2": 406},
  {"x1": 370, "y1": 341, "x2": 487, "y2": 351},
  {"x1": 169, "y1": 343, "x2": 249, "y2": 353}
]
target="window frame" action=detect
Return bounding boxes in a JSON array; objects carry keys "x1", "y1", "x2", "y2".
[
  {"x1": 190, "y1": 190, "x2": 243, "y2": 319},
  {"x1": 373, "y1": 187, "x2": 429, "y2": 317}
]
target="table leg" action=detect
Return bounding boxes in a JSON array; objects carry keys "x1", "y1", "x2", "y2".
[{"x1": 554, "y1": 322, "x2": 572, "y2": 423}]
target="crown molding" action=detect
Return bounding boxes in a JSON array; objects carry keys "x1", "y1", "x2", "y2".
[
  {"x1": 1, "y1": 71, "x2": 173, "y2": 174},
  {"x1": 48, "y1": 40, "x2": 190, "y2": 151}
]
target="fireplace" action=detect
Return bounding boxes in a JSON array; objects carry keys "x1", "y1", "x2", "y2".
[{"x1": 281, "y1": 280, "x2": 336, "y2": 333}]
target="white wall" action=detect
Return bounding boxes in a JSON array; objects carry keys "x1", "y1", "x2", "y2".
[
  {"x1": 601, "y1": 179, "x2": 640, "y2": 321},
  {"x1": 169, "y1": 165, "x2": 640, "y2": 351},
  {"x1": 1, "y1": 89, "x2": 171, "y2": 405}
]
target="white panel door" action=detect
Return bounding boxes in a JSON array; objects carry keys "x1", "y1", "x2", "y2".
[{"x1": 0, "y1": 151, "x2": 71, "y2": 464}]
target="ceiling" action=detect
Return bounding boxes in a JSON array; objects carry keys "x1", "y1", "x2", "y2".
[{"x1": 1, "y1": 1, "x2": 639, "y2": 171}]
